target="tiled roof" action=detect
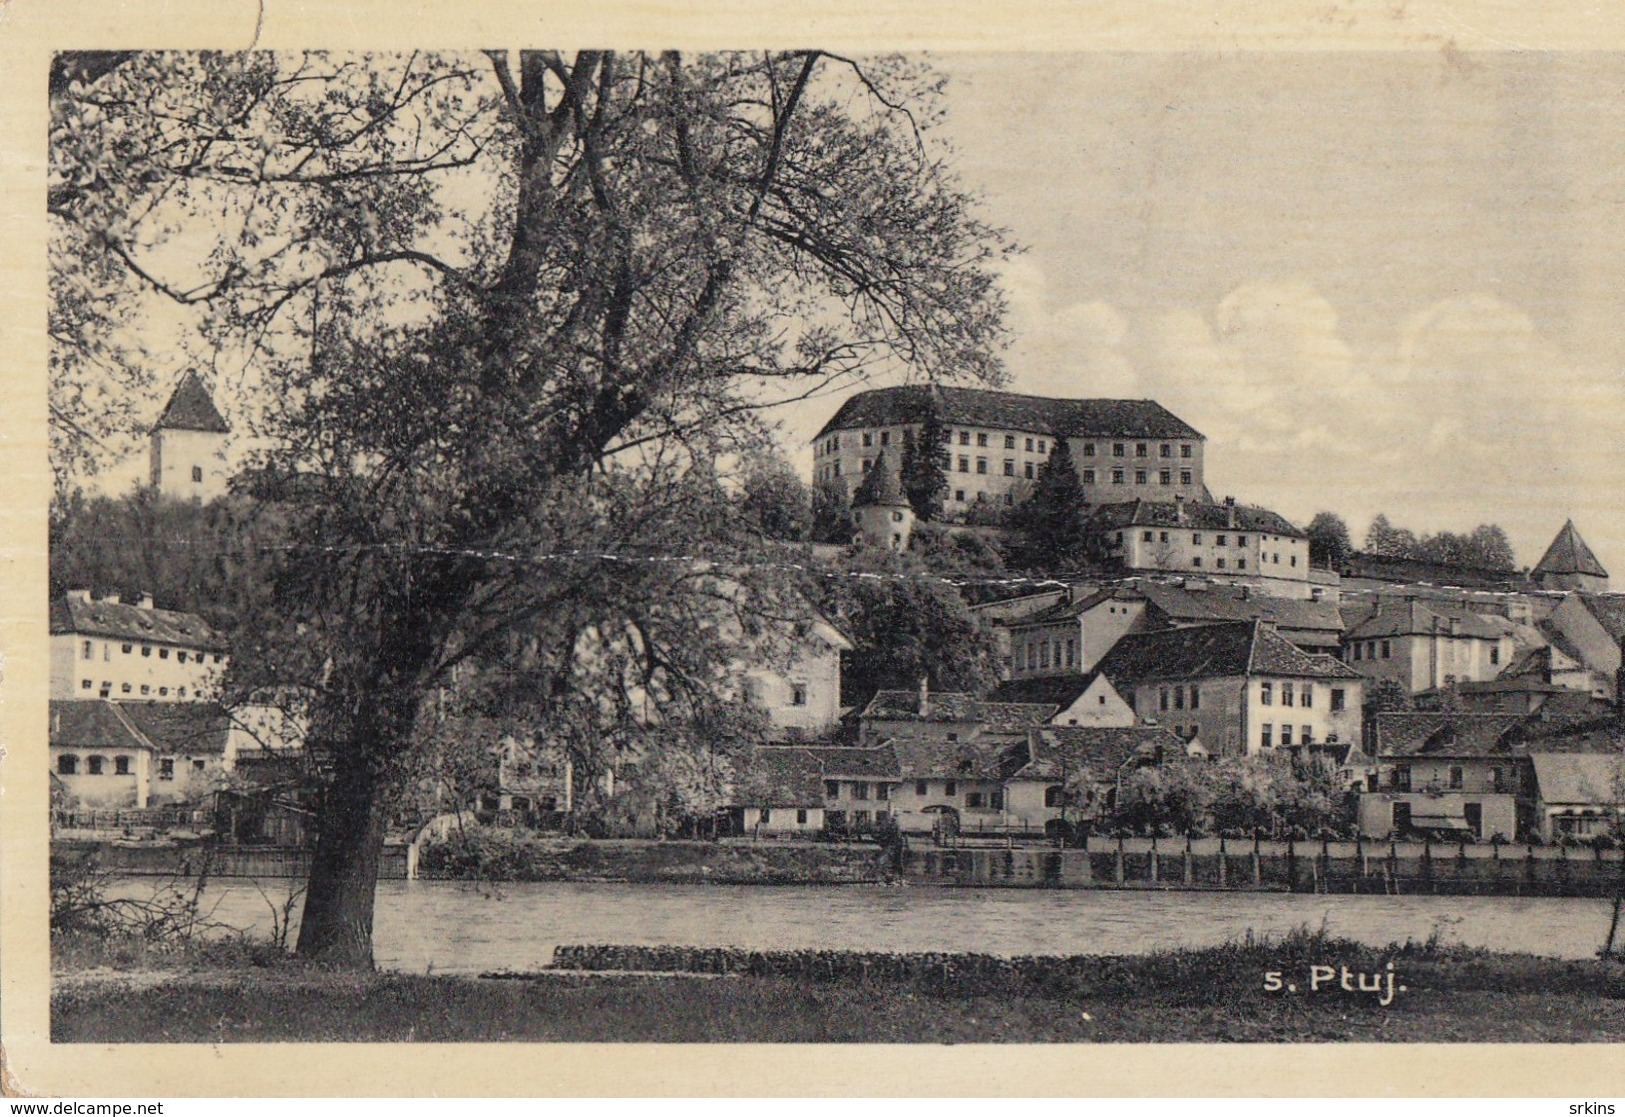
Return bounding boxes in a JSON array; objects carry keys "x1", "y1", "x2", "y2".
[
  {"x1": 49, "y1": 701, "x2": 149, "y2": 752},
  {"x1": 1372, "y1": 712, "x2": 1530, "y2": 758},
  {"x1": 154, "y1": 371, "x2": 230, "y2": 434},
  {"x1": 1579, "y1": 595, "x2": 1625, "y2": 645},
  {"x1": 1013, "y1": 725, "x2": 1184, "y2": 780},
  {"x1": 985, "y1": 673, "x2": 1106, "y2": 709},
  {"x1": 1011, "y1": 585, "x2": 1137, "y2": 625},
  {"x1": 804, "y1": 743, "x2": 900, "y2": 779},
  {"x1": 737, "y1": 747, "x2": 826, "y2": 807},
  {"x1": 115, "y1": 701, "x2": 233, "y2": 755},
  {"x1": 1136, "y1": 581, "x2": 1342, "y2": 634},
  {"x1": 50, "y1": 593, "x2": 228, "y2": 652},
  {"x1": 889, "y1": 735, "x2": 1029, "y2": 781},
  {"x1": 1343, "y1": 601, "x2": 1505, "y2": 642},
  {"x1": 813, "y1": 385, "x2": 1203, "y2": 442},
  {"x1": 1534, "y1": 521, "x2": 1609, "y2": 579},
  {"x1": 1090, "y1": 499, "x2": 1302, "y2": 538},
  {"x1": 1506, "y1": 715, "x2": 1625, "y2": 755},
  {"x1": 859, "y1": 690, "x2": 1057, "y2": 727},
  {"x1": 1530, "y1": 752, "x2": 1624, "y2": 805},
  {"x1": 1095, "y1": 620, "x2": 1361, "y2": 686}
]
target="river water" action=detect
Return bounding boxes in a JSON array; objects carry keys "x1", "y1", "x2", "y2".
[{"x1": 121, "y1": 878, "x2": 1620, "y2": 974}]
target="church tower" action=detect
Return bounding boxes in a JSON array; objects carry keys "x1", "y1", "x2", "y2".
[
  {"x1": 1532, "y1": 519, "x2": 1609, "y2": 593},
  {"x1": 851, "y1": 449, "x2": 914, "y2": 552},
  {"x1": 149, "y1": 371, "x2": 230, "y2": 502}
]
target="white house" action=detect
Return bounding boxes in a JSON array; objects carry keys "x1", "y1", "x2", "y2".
[{"x1": 50, "y1": 590, "x2": 228, "y2": 702}]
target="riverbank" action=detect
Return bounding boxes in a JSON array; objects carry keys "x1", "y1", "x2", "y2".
[{"x1": 51, "y1": 930, "x2": 1625, "y2": 1042}]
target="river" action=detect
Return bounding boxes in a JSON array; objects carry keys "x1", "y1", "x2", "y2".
[{"x1": 113, "y1": 877, "x2": 1622, "y2": 974}]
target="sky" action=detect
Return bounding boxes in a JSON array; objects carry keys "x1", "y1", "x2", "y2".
[
  {"x1": 98, "y1": 51, "x2": 1625, "y2": 575},
  {"x1": 759, "y1": 51, "x2": 1625, "y2": 574}
]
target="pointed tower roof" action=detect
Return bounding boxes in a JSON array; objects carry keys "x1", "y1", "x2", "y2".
[
  {"x1": 154, "y1": 371, "x2": 229, "y2": 434},
  {"x1": 1534, "y1": 520, "x2": 1608, "y2": 579},
  {"x1": 851, "y1": 448, "x2": 906, "y2": 508}
]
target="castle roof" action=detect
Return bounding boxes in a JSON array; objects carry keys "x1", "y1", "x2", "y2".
[
  {"x1": 814, "y1": 385, "x2": 1202, "y2": 442},
  {"x1": 1534, "y1": 520, "x2": 1608, "y2": 580},
  {"x1": 50, "y1": 591, "x2": 228, "y2": 652},
  {"x1": 154, "y1": 371, "x2": 230, "y2": 434},
  {"x1": 1088, "y1": 499, "x2": 1303, "y2": 538}
]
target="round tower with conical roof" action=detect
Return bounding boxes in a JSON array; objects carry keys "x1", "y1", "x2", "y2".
[
  {"x1": 149, "y1": 371, "x2": 230, "y2": 501},
  {"x1": 850, "y1": 448, "x2": 914, "y2": 552}
]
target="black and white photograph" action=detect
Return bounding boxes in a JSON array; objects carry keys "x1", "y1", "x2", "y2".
[{"x1": 12, "y1": 2, "x2": 1625, "y2": 1096}]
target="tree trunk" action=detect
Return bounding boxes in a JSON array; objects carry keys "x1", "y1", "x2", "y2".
[{"x1": 295, "y1": 742, "x2": 390, "y2": 967}]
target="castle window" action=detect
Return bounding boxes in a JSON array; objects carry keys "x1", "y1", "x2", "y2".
[
  {"x1": 1192, "y1": 533, "x2": 1202, "y2": 544},
  {"x1": 1113, "y1": 443, "x2": 1125, "y2": 457},
  {"x1": 1135, "y1": 470, "x2": 1147, "y2": 484},
  {"x1": 862, "y1": 432, "x2": 873, "y2": 447},
  {"x1": 1160, "y1": 444, "x2": 1171, "y2": 458},
  {"x1": 832, "y1": 461, "x2": 842, "y2": 477},
  {"x1": 1237, "y1": 536, "x2": 1247, "y2": 546},
  {"x1": 1301, "y1": 685, "x2": 1312, "y2": 708},
  {"x1": 121, "y1": 683, "x2": 131, "y2": 694},
  {"x1": 1082, "y1": 442, "x2": 1095, "y2": 456},
  {"x1": 1037, "y1": 440, "x2": 1046, "y2": 453},
  {"x1": 1217, "y1": 535, "x2": 1227, "y2": 547},
  {"x1": 940, "y1": 430, "x2": 951, "y2": 443},
  {"x1": 880, "y1": 431, "x2": 890, "y2": 446},
  {"x1": 1160, "y1": 470, "x2": 1171, "y2": 485},
  {"x1": 1180, "y1": 471, "x2": 1192, "y2": 485},
  {"x1": 1238, "y1": 558, "x2": 1246, "y2": 569},
  {"x1": 977, "y1": 433, "x2": 988, "y2": 447},
  {"x1": 121, "y1": 644, "x2": 131, "y2": 654},
  {"x1": 1025, "y1": 437, "x2": 1034, "y2": 452},
  {"x1": 191, "y1": 465, "x2": 203, "y2": 484},
  {"x1": 976, "y1": 458, "x2": 988, "y2": 474},
  {"x1": 1281, "y1": 683, "x2": 1294, "y2": 707},
  {"x1": 1491, "y1": 646, "x2": 1500, "y2": 665},
  {"x1": 1216, "y1": 558, "x2": 1227, "y2": 569},
  {"x1": 954, "y1": 490, "x2": 965, "y2": 502},
  {"x1": 58, "y1": 755, "x2": 77, "y2": 775},
  {"x1": 1142, "y1": 531, "x2": 1154, "y2": 542},
  {"x1": 957, "y1": 457, "x2": 969, "y2": 473},
  {"x1": 825, "y1": 781, "x2": 840, "y2": 798},
  {"x1": 1136, "y1": 443, "x2": 1148, "y2": 458},
  {"x1": 159, "y1": 648, "x2": 169, "y2": 659},
  {"x1": 82, "y1": 640, "x2": 92, "y2": 660},
  {"x1": 1003, "y1": 460, "x2": 1014, "y2": 476},
  {"x1": 81, "y1": 679, "x2": 92, "y2": 690},
  {"x1": 1025, "y1": 463, "x2": 1035, "y2": 479},
  {"x1": 1260, "y1": 724, "x2": 1273, "y2": 748},
  {"x1": 959, "y1": 431, "x2": 970, "y2": 446},
  {"x1": 1112, "y1": 470, "x2": 1124, "y2": 484},
  {"x1": 1181, "y1": 444, "x2": 1193, "y2": 458},
  {"x1": 1192, "y1": 557, "x2": 1201, "y2": 567},
  {"x1": 916, "y1": 780, "x2": 928, "y2": 796},
  {"x1": 1082, "y1": 469, "x2": 1095, "y2": 483},
  {"x1": 1004, "y1": 435, "x2": 1016, "y2": 449}
]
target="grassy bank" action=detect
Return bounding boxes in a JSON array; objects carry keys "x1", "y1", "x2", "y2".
[{"x1": 51, "y1": 930, "x2": 1625, "y2": 1042}]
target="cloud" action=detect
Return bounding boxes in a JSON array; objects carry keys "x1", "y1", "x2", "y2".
[{"x1": 996, "y1": 258, "x2": 1139, "y2": 397}]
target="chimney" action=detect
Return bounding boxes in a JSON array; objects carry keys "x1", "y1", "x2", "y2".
[
  {"x1": 918, "y1": 676, "x2": 930, "y2": 717},
  {"x1": 137, "y1": 592, "x2": 155, "y2": 610},
  {"x1": 1174, "y1": 494, "x2": 1186, "y2": 524},
  {"x1": 1224, "y1": 495, "x2": 1237, "y2": 529},
  {"x1": 102, "y1": 593, "x2": 120, "y2": 605},
  {"x1": 67, "y1": 588, "x2": 91, "y2": 604}
]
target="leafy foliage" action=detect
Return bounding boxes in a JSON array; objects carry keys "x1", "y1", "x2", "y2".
[
  {"x1": 1005, "y1": 440, "x2": 1093, "y2": 572},
  {"x1": 1305, "y1": 512, "x2": 1353, "y2": 569},
  {"x1": 1364, "y1": 514, "x2": 1516, "y2": 570},
  {"x1": 899, "y1": 404, "x2": 948, "y2": 521},
  {"x1": 1110, "y1": 756, "x2": 1356, "y2": 839}
]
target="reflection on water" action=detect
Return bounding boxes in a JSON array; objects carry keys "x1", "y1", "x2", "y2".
[{"x1": 110, "y1": 878, "x2": 1618, "y2": 974}]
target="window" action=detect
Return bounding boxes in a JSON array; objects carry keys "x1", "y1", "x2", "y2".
[
  {"x1": 1113, "y1": 443, "x2": 1125, "y2": 457},
  {"x1": 959, "y1": 431, "x2": 971, "y2": 445},
  {"x1": 81, "y1": 640, "x2": 92, "y2": 660},
  {"x1": 1352, "y1": 643, "x2": 1363, "y2": 661},
  {"x1": 916, "y1": 780, "x2": 928, "y2": 796},
  {"x1": 1449, "y1": 766, "x2": 1464, "y2": 790},
  {"x1": 177, "y1": 651, "x2": 188, "y2": 664},
  {"x1": 1181, "y1": 444, "x2": 1192, "y2": 458},
  {"x1": 1136, "y1": 443, "x2": 1148, "y2": 458},
  {"x1": 80, "y1": 679, "x2": 92, "y2": 690},
  {"x1": 121, "y1": 683, "x2": 131, "y2": 694},
  {"x1": 790, "y1": 684, "x2": 808, "y2": 706},
  {"x1": 880, "y1": 431, "x2": 890, "y2": 446},
  {"x1": 121, "y1": 643, "x2": 131, "y2": 655},
  {"x1": 991, "y1": 790, "x2": 1004, "y2": 810},
  {"x1": 965, "y1": 792, "x2": 985, "y2": 808},
  {"x1": 957, "y1": 456, "x2": 969, "y2": 473},
  {"x1": 944, "y1": 780, "x2": 957, "y2": 797},
  {"x1": 975, "y1": 458, "x2": 988, "y2": 474},
  {"x1": 1300, "y1": 727, "x2": 1314, "y2": 745},
  {"x1": 158, "y1": 687, "x2": 169, "y2": 697},
  {"x1": 1160, "y1": 531, "x2": 1169, "y2": 543},
  {"x1": 1216, "y1": 535, "x2": 1227, "y2": 547},
  {"x1": 796, "y1": 808, "x2": 808, "y2": 824},
  {"x1": 833, "y1": 461, "x2": 841, "y2": 476},
  {"x1": 114, "y1": 755, "x2": 131, "y2": 775},
  {"x1": 825, "y1": 780, "x2": 840, "y2": 798},
  {"x1": 1180, "y1": 471, "x2": 1192, "y2": 485},
  {"x1": 1281, "y1": 682, "x2": 1294, "y2": 707},
  {"x1": 1003, "y1": 460, "x2": 1015, "y2": 476},
  {"x1": 1393, "y1": 766, "x2": 1411, "y2": 791},
  {"x1": 213, "y1": 654, "x2": 224, "y2": 664},
  {"x1": 1135, "y1": 470, "x2": 1147, "y2": 484},
  {"x1": 58, "y1": 755, "x2": 77, "y2": 775},
  {"x1": 853, "y1": 810, "x2": 872, "y2": 826},
  {"x1": 851, "y1": 782, "x2": 870, "y2": 801},
  {"x1": 1160, "y1": 470, "x2": 1171, "y2": 485},
  {"x1": 1490, "y1": 646, "x2": 1500, "y2": 665},
  {"x1": 1190, "y1": 686, "x2": 1200, "y2": 710},
  {"x1": 1024, "y1": 463, "x2": 1035, "y2": 480},
  {"x1": 954, "y1": 490, "x2": 965, "y2": 502},
  {"x1": 1380, "y1": 640, "x2": 1391, "y2": 659},
  {"x1": 1490, "y1": 767, "x2": 1506, "y2": 793},
  {"x1": 1160, "y1": 687, "x2": 1170, "y2": 711},
  {"x1": 938, "y1": 431, "x2": 949, "y2": 444},
  {"x1": 1160, "y1": 443, "x2": 1172, "y2": 458},
  {"x1": 140, "y1": 685, "x2": 150, "y2": 695},
  {"x1": 1260, "y1": 723, "x2": 1273, "y2": 748},
  {"x1": 1065, "y1": 638, "x2": 1076, "y2": 667},
  {"x1": 1082, "y1": 442, "x2": 1095, "y2": 456},
  {"x1": 759, "y1": 808, "x2": 772, "y2": 824},
  {"x1": 159, "y1": 648, "x2": 170, "y2": 659},
  {"x1": 1025, "y1": 437, "x2": 1034, "y2": 452},
  {"x1": 1037, "y1": 440, "x2": 1046, "y2": 453},
  {"x1": 159, "y1": 758, "x2": 174, "y2": 780},
  {"x1": 1082, "y1": 469, "x2": 1095, "y2": 484},
  {"x1": 1280, "y1": 724, "x2": 1294, "y2": 747},
  {"x1": 1142, "y1": 531, "x2": 1154, "y2": 542},
  {"x1": 861, "y1": 458, "x2": 872, "y2": 472},
  {"x1": 191, "y1": 465, "x2": 204, "y2": 483},
  {"x1": 1301, "y1": 685, "x2": 1312, "y2": 708},
  {"x1": 1238, "y1": 558, "x2": 1246, "y2": 569},
  {"x1": 862, "y1": 432, "x2": 873, "y2": 447},
  {"x1": 1290, "y1": 555, "x2": 1297, "y2": 567},
  {"x1": 87, "y1": 755, "x2": 104, "y2": 776},
  {"x1": 1216, "y1": 558, "x2": 1227, "y2": 569},
  {"x1": 1330, "y1": 688, "x2": 1345, "y2": 712},
  {"x1": 1004, "y1": 435, "x2": 1016, "y2": 449},
  {"x1": 976, "y1": 433, "x2": 988, "y2": 447},
  {"x1": 1237, "y1": 536, "x2": 1247, "y2": 547},
  {"x1": 876, "y1": 783, "x2": 890, "y2": 801},
  {"x1": 1261, "y1": 682, "x2": 1273, "y2": 705},
  {"x1": 1112, "y1": 469, "x2": 1124, "y2": 484},
  {"x1": 1173, "y1": 687, "x2": 1185, "y2": 710},
  {"x1": 1045, "y1": 786, "x2": 1065, "y2": 808},
  {"x1": 1191, "y1": 557, "x2": 1202, "y2": 568}
]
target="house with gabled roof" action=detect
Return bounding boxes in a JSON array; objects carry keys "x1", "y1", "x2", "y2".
[
  {"x1": 150, "y1": 370, "x2": 231, "y2": 502},
  {"x1": 810, "y1": 384, "x2": 1208, "y2": 517},
  {"x1": 1356, "y1": 712, "x2": 1529, "y2": 841},
  {"x1": 50, "y1": 699, "x2": 240, "y2": 808},
  {"x1": 1002, "y1": 724, "x2": 1193, "y2": 831},
  {"x1": 1528, "y1": 752, "x2": 1625, "y2": 843},
  {"x1": 1339, "y1": 598, "x2": 1515, "y2": 695},
  {"x1": 50, "y1": 589, "x2": 229, "y2": 702},
  {"x1": 1095, "y1": 619, "x2": 1364, "y2": 758},
  {"x1": 1089, "y1": 496, "x2": 1313, "y2": 592},
  {"x1": 984, "y1": 671, "x2": 1135, "y2": 728},
  {"x1": 1543, "y1": 592, "x2": 1625, "y2": 702}
]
